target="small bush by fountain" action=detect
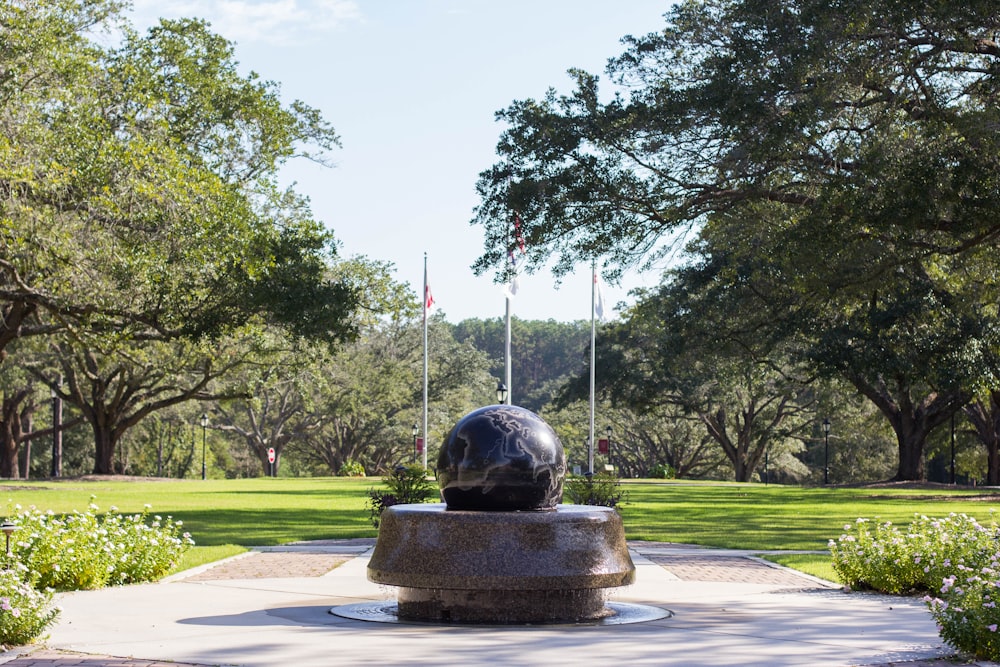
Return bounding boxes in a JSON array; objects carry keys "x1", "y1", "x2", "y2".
[{"x1": 364, "y1": 464, "x2": 436, "y2": 528}]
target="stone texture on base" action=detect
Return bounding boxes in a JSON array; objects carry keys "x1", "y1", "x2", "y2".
[
  {"x1": 367, "y1": 503, "x2": 635, "y2": 624},
  {"x1": 396, "y1": 586, "x2": 611, "y2": 624}
]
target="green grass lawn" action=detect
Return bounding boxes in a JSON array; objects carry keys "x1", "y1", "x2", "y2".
[
  {"x1": 620, "y1": 481, "x2": 999, "y2": 550},
  {"x1": 1, "y1": 476, "x2": 997, "y2": 578}
]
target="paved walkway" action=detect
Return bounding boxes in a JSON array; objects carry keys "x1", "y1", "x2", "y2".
[{"x1": 0, "y1": 540, "x2": 987, "y2": 667}]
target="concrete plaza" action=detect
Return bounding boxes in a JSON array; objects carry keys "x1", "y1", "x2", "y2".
[{"x1": 0, "y1": 540, "x2": 974, "y2": 667}]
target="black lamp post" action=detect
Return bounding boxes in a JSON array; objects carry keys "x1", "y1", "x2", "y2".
[
  {"x1": 200, "y1": 413, "x2": 209, "y2": 480},
  {"x1": 822, "y1": 417, "x2": 831, "y2": 485},
  {"x1": 606, "y1": 425, "x2": 613, "y2": 471},
  {"x1": 412, "y1": 423, "x2": 419, "y2": 463},
  {"x1": 496, "y1": 381, "x2": 508, "y2": 405},
  {"x1": 950, "y1": 412, "x2": 956, "y2": 485},
  {"x1": 50, "y1": 384, "x2": 62, "y2": 478}
]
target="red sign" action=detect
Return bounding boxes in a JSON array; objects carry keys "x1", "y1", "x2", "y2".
[
  {"x1": 598, "y1": 438, "x2": 609, "y2": 454},
  {"x1": 267, "y1": 447, "x2": 276, "y2": 463},
  {"x1": 416, "y1": 437, "x2": 424, "y2": 453}
]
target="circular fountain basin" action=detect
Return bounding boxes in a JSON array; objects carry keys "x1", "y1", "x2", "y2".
[{"x1": 367, "y1": 503, "x2": 635, "y2": 624}]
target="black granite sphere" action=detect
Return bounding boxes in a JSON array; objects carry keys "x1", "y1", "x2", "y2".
[{"x1": 437, "y1": 405, "x2": 566, "y2": 511}]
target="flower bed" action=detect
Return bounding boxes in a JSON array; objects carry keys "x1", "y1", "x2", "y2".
[
  {"x1": 831, "y1": 512, "x2": 1000, "y2": 660},
  {"x1": 0, "y1": 499, "x2": 194, "y2": 646}
]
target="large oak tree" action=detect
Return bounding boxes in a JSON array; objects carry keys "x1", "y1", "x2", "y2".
[
  {"x1": 473, "y1": 0, "x2": 1000, "y2": 480},
  {"x1": 0, "y1": 1, "x2": 359, "y2": 352}
]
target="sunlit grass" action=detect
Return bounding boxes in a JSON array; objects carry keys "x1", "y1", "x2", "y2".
[
  {"x1": 762, "y1": 554, "x2": 841, "y2": 583},
  {"x1": 169, "y1": 544, "x2": 247, "y2": 575},
  {"x1": 619, "y1": 480, "x2": 999, "y2": 550},
  {"x1": 2, "y1": 476, "x2": 997, "y2": 577},
  {"x1": 0, "y1": 477, "x2": 376, "y2": 572}
]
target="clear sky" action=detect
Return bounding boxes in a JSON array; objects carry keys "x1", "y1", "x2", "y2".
[{"x1": 130, "y1": 0, "x2": 675, "y2": 323}]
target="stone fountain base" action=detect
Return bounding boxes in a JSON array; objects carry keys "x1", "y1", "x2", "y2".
[{"x1": 366, "y1": 503, "x2": 636, "y2": 624}]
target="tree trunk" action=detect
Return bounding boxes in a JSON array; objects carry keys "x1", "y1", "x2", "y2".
[
  {"x1": 848, "y1": 375, "x2": 966, "y2": 482},
  {"x1": 0, "y1": 411, "x2": 18, "y2": 479},
  {"x1": 92, "y1": 421, "x2": 116, "y2": 475},
  {"x1": 19, "y1": 412, "x2": 31, "y2": 480},
  {"x1": 0, "y1": 392, "x2": 30, "y2": 479},
  {"x1": 963, "y1": 394, "x2": 1000, "y2": 486},
  {"x1": 895, "y1": 430, "x2": 926, "y2": 481}
]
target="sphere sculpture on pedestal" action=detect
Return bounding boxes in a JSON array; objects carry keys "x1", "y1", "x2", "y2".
[
  {"x1": 437, "y1": 405, "x2": 566, "y2": 511},
  {"x1": 366, "y1": 404, "x2": 635, "y2": 624}
]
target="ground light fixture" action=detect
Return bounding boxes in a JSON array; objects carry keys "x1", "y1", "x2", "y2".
[
  {"x1": 1, "y1": 521, "x2": 16, "y2": 563},
  {"x1": 496, "y1": 381, "x2": 508, "y2": 405}
]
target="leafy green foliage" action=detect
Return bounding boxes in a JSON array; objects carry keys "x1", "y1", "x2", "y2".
[
  {"x1": 560, "y1": 282, "x2": 814, "y2": 482},
  {"x1": 474, "y1": 0, "x2": 1000, "y2": 482},
  {"x1": 0, "y1": 1, "x2": 359, "y2": 355},
  {"x1": 338, "y1": 460, "x2": 366, "y2": 477},
  {"x1": 365, "y1": 465, "x2": 438, "y2": 528},
  {"x1": 650, "y1": 463, "x2": 676, "y2": 479},
  {"x1": 831, "y1": 514, "x2": 996, "y2": 595},
  {"x1": 928, "y1": 564, "x2": 1000, "y2": 661},
  {"x1": 453, "y1": 318, "x2": 588, "y2": 412},
  {"x1": 563, "y1": 472, "x2": 628, "y2": 509},
  {"x1": 4, "y1": 500, "x2": 194, "y2": 590},
  {"x1": 831, "y1": 512, "x2": 1000, "y2": 661},
  {"x1": 0, "y1": 564, "x2": 59, "y2": 646},
  {"x1": 278, "y1": 310, "x2": 493, "y2": 477}
]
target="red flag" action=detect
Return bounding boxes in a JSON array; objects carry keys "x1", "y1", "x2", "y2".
[
  {"x1": 425, "y1": 282, "x2": 435, "y2": 310},
  {"x1": 514, "y1": 212, "x2": 526, "y2": 253}
]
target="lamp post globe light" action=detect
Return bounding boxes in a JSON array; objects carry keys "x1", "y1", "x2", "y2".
[
  {"x1": 200, "y1": 413, "x2": 209, "y2": 481},
  {"x1": 496, "y1": 381, "x2": 508, "y2": 405},
  {"x1": 1, "y1": 521, "x2": 16, "y2": 563},
  {"x1": 822, "y1": 417, "x2": 831, "y2": 485},
  {"x1": 411, "y1": 423, "x2": 419, "y2": 463}
]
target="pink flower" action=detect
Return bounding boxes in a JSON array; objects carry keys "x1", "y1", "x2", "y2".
[{"x1": 989, "y1": 624, "x2": 998, "y2": 632}]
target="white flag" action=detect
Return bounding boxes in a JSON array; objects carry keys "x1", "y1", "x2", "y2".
[
  {"x1": 503, "y1": 251, "x2": 521, "y2": 299},
  {"x1": 594, "y1": 273, "x2": 607, "y2": 322}
]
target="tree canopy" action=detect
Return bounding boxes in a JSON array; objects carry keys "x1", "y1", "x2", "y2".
[
  {"x1": 0, "y1": 0, "x2": 359, "y2": 355},
  {"x1": 473, "y1": 0, "x2": 1000, "y2": 480},
  {"x1": 474, "y1": 0, "x2": 1000, "y2": 283}
]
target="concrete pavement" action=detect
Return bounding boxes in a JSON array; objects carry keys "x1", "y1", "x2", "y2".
[{"x1": 0, "y1": 540, "x2": 975, "y2": 667}]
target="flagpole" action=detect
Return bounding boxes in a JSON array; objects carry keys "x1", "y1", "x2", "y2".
[
  {"x1": 422, "y1": 252, "x2": 429, "y2": 469},
  {"x1": 505, "y1": 295, "x2": 512, "y2": 405},
  {"x1": 588, "y1": 261, "x2": 597, "y2": 476}
]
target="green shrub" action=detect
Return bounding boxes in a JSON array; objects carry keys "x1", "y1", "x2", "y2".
[
  {"x1": 650, "y1": 463, "x2": 676, "y2": 479},
  {"x1": 365, "y1": 489, "x2": 398, "y2": 529},
  {"x1": 831, "y1": 514, "x2": 995, "y2": 595},
  {"x1": 563, "y1": 472, "x2": 628, "y2": 509},
  {"x1": 925, "y1": 562, "x2": 1000, "y2": 662},
  {"x1": 5, "y1": 501, "x2": 194, "y2": 591},
  {"x1": 0, "y1": 564, "x2": 59, "y2": 646},
  {"x1": 831, "y1": 512, "x2": 1000, "y2": 661},
  {"x1": 338, "y1": 460, "x2": 366, "y2": 477},
  {"x1": 365, "y1": 465, "x2": 437, "y2": 528}
]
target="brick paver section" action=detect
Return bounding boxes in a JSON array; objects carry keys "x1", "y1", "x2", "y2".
[
  {"x1": 1, "y1": 648, "x2": 212, "y2": 667},
  {"x1": 643, "y1": 554, "x2": 821, "y2": 586},
  {"x1": 181, "y1": 552, "x2": 349, "y2": 581}
]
